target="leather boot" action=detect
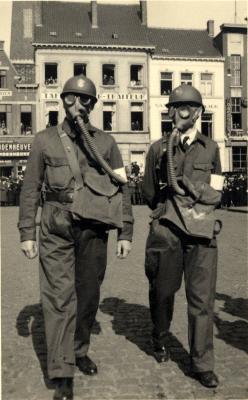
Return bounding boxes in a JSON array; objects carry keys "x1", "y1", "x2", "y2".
[{"x1": 76, "y1": 355, "x2": 98, "y2": 375}]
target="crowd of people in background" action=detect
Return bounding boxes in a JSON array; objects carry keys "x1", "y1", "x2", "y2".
[
  {"x1": 126, "y1": 163, "x2": 248, "y2": 208},
  {"x1": 126, "y1": 161, "x2": 145, "y2": 205},
  {"x1": 0, "y1": 176, "x2": 23, "y2": 206},
  {"x1": 0, "y1": 167, "x2": 247, "y2": 208},
  {"x1": 221, "y1": 173, "x2": 247, "y2": 208}
]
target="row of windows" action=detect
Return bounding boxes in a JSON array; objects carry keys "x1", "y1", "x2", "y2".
[
  {"x1": 43, "y1": 63, "x2": 215, "y2": 98},
  {"x1": 0, "y1": 108, "x2": 212, "y2": 137},
  {"x1": 161, "y1": 113, "x2": 213, "y2": 138},
  {"x1": 0, "y1": 105, "x2": 32, "y2": 136},
  {"x1": 0, "y1": 53, "x2": 242, "y2": 90},
  {"x1": 44, "y1": 63, "x2": 144, "y2": 87},
  {"x1": 160, "y1": 71, "x2": 214, "y2": 96},
  {"x1": 0, "y1": 95, "x2": 244, "y2": 136},
  {"x1": 44, "y1": 63, "x2": 215, "y2": 97}
]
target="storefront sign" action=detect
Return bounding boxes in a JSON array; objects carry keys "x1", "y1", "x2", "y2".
[
  {"x1": 0, "y1": 142, "x2": 31, "y2": 157},
  {"x1": 205, "y1": 104, "x2": 218, "y2": 109},
  {"x1": 98, "y1": 93, "x2": 147, "y2": 101},
  {"x1": 0, "y1": 90, "x2": 12, "y2": 97},
  {"x1": 42, "y1": 92, "x2": 60, "y2": 100},
  {"x1": 0, "y1": 159, "x2": 13, "y2": 165}
]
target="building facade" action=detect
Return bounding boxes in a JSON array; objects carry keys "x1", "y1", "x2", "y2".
[
  {"x1": 34, "y1": 47, "x2": 152, "y2": 168},
  {"x1": 148, "y1": 25, "x2": 226, "y2": 170},
  {"x1": 214, "y1": 23, "x2": 247, "y2": 172},
  {"x1": 32, "y1": 0, "x2": 154, "y2": 169},
  {"x1": 0, "y1": 40, "x2": 37, "y2": 178},
  {"x1": 3, "y1": 0, "x2": 246, "y2": 179}
]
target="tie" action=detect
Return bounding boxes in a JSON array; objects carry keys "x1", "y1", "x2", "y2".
[{"x1": 182, "y1": 136, "x2": 189, "y2": 151}]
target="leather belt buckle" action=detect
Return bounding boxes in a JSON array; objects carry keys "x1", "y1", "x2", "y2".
[{"x1": 65, "y1": 192, "x2": 74, "y2": 203}]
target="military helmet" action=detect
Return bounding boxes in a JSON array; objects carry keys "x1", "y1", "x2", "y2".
[
  {"x1": 166, "y1": 85, "x2": 204, "y2": 110},
  {"x1": 60, "y1": 74, "x2": 97, "y2": 104}
]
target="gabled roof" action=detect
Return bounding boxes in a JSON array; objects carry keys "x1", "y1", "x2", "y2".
[
  {"x1": 148, "y1": 28, "x2": 222, "y2": 59},
  {"x1": 10, "y1": 1, "x2": 222, "y2": 61},
  {"x1": 0, "y1": 43, "x2": 17, "y2": 74},
  {"x1": 33, "y1": 1, "x2": 152, "y2": 49}
]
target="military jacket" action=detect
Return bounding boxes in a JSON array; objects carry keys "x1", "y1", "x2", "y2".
[
  {"x1": 19, "y1": 118, "x2": 133, "y2": 241},
  {"x1": 143, "y1": 131, "x2": 222, "y2": 210}
]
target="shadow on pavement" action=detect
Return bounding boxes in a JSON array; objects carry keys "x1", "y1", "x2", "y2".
[
  {"x1": 16, "y1": 303, "x2": 53, "y2": 389},
  {"x1": 215, "y1": 292, "x2": 248, "y2": 320},
  {"x1": 214, "y1": 292, "x2": 248, "y2": 354},
  {"x1": 100, "y1": 297, "x2": 191, "y2": 375},
  {"x1": 16, "y1": 303, "x2": 101, "y2": 389}
]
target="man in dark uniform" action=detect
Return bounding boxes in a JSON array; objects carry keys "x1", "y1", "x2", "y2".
[
  {"x1": 143, "y1": 85, "x2": 224, "y2": 388},
  {"x1": 18, "y1": 75, "x2": 133, "y2": 400}
]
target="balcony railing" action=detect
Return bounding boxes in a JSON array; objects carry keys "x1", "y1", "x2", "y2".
[{"x1": 230, "y1": 130, "x2": 248, "y2": 139}]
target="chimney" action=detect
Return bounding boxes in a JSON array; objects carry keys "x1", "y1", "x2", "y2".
[
  {"x1": 0, "y1": 41, "x2": 4, "y2": 50},
  {"x1": 91, "y1": 1, "x2": 98, "y2": 29},
  {"x1": 34, "y1": 1, "x2": 42, "y2": 26},
  {"x1": 207, "y1": 20, "x2": 214, "y2": 37},
  {"x1": 140, "y1": 0, "x2": 147, "y2": 26}
]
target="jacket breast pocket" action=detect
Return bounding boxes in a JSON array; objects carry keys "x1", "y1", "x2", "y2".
[
  {"x1": 44, "y1": 156, "x2": 72, "y2": 189},
  {"x1": 192, "y1": 162, "x2": 213, "y2": 183}
]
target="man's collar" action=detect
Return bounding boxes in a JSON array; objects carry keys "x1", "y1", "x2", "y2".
[
  {"x1": 180, "y1": 127, "x2": 197, "y2": 145},
  {"x1": 194, "y1": 130, "x2": 207, "y2": 146},
  {"x1": 163, "y1": 129, "x2": 207, "y2": 147},
  {"x1": 62, "y1": 118, "x2": 96, "y2": 139}
]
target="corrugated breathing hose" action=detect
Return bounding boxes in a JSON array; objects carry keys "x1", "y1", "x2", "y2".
[
  {"x1": 167, "y1": 128, "x2": 185, "y2": 196},
  {"x1": 75, "y1": 115, "x2": 127, "y2": 185}
]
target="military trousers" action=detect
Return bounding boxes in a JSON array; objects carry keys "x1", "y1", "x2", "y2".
[
  {"x1": 39, "y1": 203, "x2": 108, "y2": 379},
  {"x1": 145, "y1": 218, "x2": 218, "y2": 372}
]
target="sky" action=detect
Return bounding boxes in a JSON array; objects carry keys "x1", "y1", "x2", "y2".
[{"x1": 0, "y1": 0, "x2": 247, "y2": 56}]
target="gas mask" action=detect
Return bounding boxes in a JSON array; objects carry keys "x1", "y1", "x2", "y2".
[
  {"x1": 169, "y1": 104, "x2": 202, "y2": 133},
  {"x1": 63, "y1": 93, "x2": 93, "y2": 123}
]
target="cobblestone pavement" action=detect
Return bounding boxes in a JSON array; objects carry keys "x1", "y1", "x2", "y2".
[{"x1": 1, "y1": 206, "x2": 248, "y2": 400}]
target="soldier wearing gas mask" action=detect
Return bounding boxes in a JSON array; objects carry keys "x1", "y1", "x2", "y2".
[
  {"x1": 143, "y1": 85, "x2": 224, "y2": 388},
  {"x1": 18, "y1": 75, "x2": 133, "y2": 400}
]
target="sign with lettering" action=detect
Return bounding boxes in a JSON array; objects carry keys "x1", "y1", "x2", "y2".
[
  {"x1": 0, "y1": 142, "x2": 31, "y2": 157},
  {"x1": 205, "y1": 104, "x2": 218, "y2": 109},
  {"x1": 42, "y1": 92, "x2": 60, "y2": 100},
  {"x1": 0, "y1": 90, "x2": 12, "y2": 97},
  {"x1": 97, "y1": 93, "x2": 147, "y2": 101}
]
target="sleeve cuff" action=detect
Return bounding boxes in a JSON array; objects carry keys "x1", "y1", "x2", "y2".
[
  {"x1": 122, "y1": 213, "x2": 134, "y2": 224},
  {"x1": 19, "y1": 227, "x2": 37, "y2": 242},
  {"x1": 117, "y1": 222, "x2": 133, "y2": 241}
]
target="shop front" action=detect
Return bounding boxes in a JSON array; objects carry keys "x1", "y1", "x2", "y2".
[{"x1": 0, "y1": 137, "x2": 33, "y2": 178}]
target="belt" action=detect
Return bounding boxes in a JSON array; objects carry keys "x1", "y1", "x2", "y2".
[{"x1": 45, "y1": 191, "x2": 74, "y2": 203}]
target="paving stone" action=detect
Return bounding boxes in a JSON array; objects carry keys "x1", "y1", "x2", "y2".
[{"x1": 1, "y1": 207, "x2": 248, "y2": 400}]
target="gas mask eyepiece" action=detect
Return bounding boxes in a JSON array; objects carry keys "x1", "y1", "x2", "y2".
[{"x1": 63, "y1": 93, "x2": 92, "y2": 107}]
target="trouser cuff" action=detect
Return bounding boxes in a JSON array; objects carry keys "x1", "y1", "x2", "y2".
[
  {"x1": 152, "y1": 329, "x2": 170, "y2": 348},
  {"x1": 75, "y1": 343, "x2": 90, "y2": 359}
]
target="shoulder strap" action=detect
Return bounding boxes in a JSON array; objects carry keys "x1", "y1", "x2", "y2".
[{"x1": 57, "y1": 124, "x2": 84, "y2": 190}]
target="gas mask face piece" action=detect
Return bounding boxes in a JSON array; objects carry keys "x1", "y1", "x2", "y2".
[
  {"x1": 63, "y1": 93, "x2": 93, "y2": 122},
  {"x1": 169, "y1": 104, "x2": 201, "y2": 132}
]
